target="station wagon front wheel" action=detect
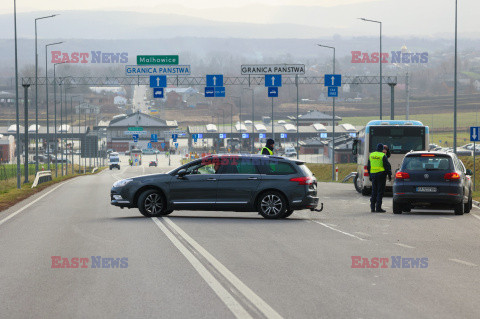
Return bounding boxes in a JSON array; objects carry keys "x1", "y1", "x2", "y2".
[
  {"x1": 257, "y1": 191, "x2": 287, "y2": 219},
  {"x1": 138, "y1": 190, "x2": 167, "y2": 217}
]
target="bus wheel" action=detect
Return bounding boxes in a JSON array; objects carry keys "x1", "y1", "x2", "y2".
[{"x1": 354, "y1": 174, "x2": 362, "y2": 193}]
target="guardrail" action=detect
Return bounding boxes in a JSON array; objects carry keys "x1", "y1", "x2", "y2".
[{"x1": 31, "y1": 170, "x2": 52, "y2": 188}]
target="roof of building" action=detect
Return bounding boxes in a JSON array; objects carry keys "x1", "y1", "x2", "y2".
[
  {"x1": 108, "y1": 111, "x2": 178, "y2": 128},
  {"x1": 288, "y1": 110, "x2": 342, "y2": 121}
]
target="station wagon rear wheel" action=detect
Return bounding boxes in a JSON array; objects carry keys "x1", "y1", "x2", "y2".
[{"x1": 258, "y1": 191, "x2": 287, "y2": 219}]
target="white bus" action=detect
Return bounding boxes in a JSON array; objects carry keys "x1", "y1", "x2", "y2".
[{"x1": 352, "y1": 120, "x2": 429, "y2": 195}]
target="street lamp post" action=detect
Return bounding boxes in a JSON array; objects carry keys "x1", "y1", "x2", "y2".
[
  {"x1": 243, "y1": 88, "x2": 255, "y2": 153},
  {"x1": 318, "y1": 44, "x2": 337, "y2": 182},
  {"x1": 34, "y1": 14, "x2": 57, "y2": 173},
  {"x1": 45, "y1": 42, "x2": 64, "y2": 171},
  {"x1": 70, "y1": 95, "x2": 80, "y2": 174},
  {"x1": 359, "y1": 18, "x2": 383, "y2": 119},
  {"x1": 14, "y1": 0, "x2": 21, "y2": 189},
  {"x1": 454, "y1": 0, "x2": 458, "y2": 154},
  {"x1": 53, "y1": 62, "x2": 65, "y2": 177}
]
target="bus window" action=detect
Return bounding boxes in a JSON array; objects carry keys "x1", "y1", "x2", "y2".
[{"x1": 369, "y1": 127, "x2": 425, "y2": 154}]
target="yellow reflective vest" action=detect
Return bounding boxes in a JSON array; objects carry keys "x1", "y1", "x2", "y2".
[
  {"x1": 369, "y1": 151, "x2": 385, "y2": 174},
  {"x1": 260, "y1": 147, "x2": 273, "y2": 155}
]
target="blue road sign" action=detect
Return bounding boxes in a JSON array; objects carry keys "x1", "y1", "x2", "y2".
[
  {"x1": 268, "y1": 87, "x2": 278, "y2": 98},
  {"x1": 471, "y1": 127, "x2": 480, "y2": 141},
  {"x1": 327, "y1": 87, "x2": 338, "y2": 97},
  {"x1": 206, "y1": 74, "x2": 223, "y2": 87},
  {"x1": 172, "y1": 134, "x2": 178, "y2": 139},
  {"x1": 265, "y1": 75, "x2": 282, "y2": 87},
  {"x1": 132, "y1": 134, "x2": 139, "y2": 142},
  {"x1": 324, "y1": 74, "x2": 342, "y2": 87},
  {"x1": 214, "y1": 86, "x2": 225, "y2": 97},
  {"x1": 147, "y1": 142, "x2": 152, "y2": 149},
  {"x1": 161, "y1": 142, "x2": 165, "y2": 149},
  {"x1": 205, "y1": 87, "x2": 215, "y2": 97},
  {"x1": 150, "y1": 75, "x2": 167, "y2": 88},
  {"x1": 175, "y1": 143, "x2": 179, "y2": 149},
  {"x1": 259, "y1": 133, "x2": 266, "y2": 139},
  {"x1": 198, "y1": 134, "x2": 203, "y2": 139},
  {"x1": 219, "y1": 133, "x2": 226, "y2": 139},
  {"x1": 280, "y1": 133, "x2": 287, "y2": 139},
  {"x1": 153, "y1": 88, "x2": 164, "y2": 98},
  {"x1": 242, "y1": 133, "x2": 249, "y2": 139},
  {"x1": 151, "y1": 134, "x2": 158, "y2": 143},
  {"x1": 320, "y1": 133, "x2": 327, "y2": 139}
]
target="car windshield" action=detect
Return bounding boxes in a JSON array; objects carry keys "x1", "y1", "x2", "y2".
[{"x1": 402, "y1": 155, "x2": 452, "y2": 170}]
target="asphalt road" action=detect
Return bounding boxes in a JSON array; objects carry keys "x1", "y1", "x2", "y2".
[{"x1": 1, "y1": 158, "x2": 480, "y2": 319}]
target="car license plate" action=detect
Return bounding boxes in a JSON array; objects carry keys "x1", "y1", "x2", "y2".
[{"x1": 416, "y1": 187, "x2": 437, "y2": 192}]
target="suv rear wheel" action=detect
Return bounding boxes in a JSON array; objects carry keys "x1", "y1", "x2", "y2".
[
  {"x1": 464, "y1": 196, "x2": 472, "y2": 214},
  {"x1": 393, "y1": 200, "x2": 403, "y2": 214},
  {"x1": 454, "y1": 201, "x2": 464, "y2": 215},
  {"x1": 257, "y1": 191, "x2": 287, "y2": 219},
  {"x1": 138, "y1": 189, "x2": 168, "y2": 217}
]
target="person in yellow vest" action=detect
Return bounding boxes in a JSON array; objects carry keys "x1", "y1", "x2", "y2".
[
  {"x1": 367, "y1": 143, "x2": 392, "y2": 213},
  {"x1": 260, "y1": 139, "x2": 274, "y2": 155}
]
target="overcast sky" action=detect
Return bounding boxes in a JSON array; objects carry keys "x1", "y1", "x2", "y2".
[{"x1": 0, "y1": 0, "x2": 478, "y2": 38}]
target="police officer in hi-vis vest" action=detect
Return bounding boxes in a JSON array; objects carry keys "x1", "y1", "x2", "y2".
[
  {"x1": 261, "y1": 139, "x2": 275, "y2": 155},
  {"x1": 367, "y1": 143, "x2": 392, "y2": 213}
]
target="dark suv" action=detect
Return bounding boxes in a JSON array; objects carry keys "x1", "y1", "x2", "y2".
[
  {"x1": 393, "y1": 151, "x2": 473, "y2": 215},
  {"x1": 111, "y1": 155, "x2": 319, "y2": 219}
]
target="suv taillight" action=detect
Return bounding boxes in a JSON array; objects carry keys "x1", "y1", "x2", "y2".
[
  {"x1": 290, "y1": 176, "x2": 314, "y2": 185},
  {"x1": 395, "y1": 171, "x2": 410, "y2": 180},
  {"x1": 363, "y1": 165, "x2": 369, "y2": 176},
  {"x1": 444, "y1": 172, "x2": 461, "y2": 181}
]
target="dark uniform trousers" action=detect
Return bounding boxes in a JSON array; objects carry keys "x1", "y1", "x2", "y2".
[{"x1": 370, "y1": 171, "x2": 387, "y2": 210}]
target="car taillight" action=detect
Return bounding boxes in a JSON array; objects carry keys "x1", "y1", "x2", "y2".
[
  {"x1": 395, "y1": 171, "x2": 410, "y2": 180},
  {"x1": 363, "y1": 165, "x2": 369, "y2": 176},
  {"x1": 444, "y1": 172, "x2": 461, "y2": 181},
  {"x1": 290, "y1": 176, "x2": 314, "y2": 185}
]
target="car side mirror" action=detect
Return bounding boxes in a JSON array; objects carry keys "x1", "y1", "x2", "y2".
[
  {"x1": 466, "y1": 169, "x2": 473, "y2": 176},
  {"x1": 177, "y1": 169, "x2": 188, "y2": 177}
]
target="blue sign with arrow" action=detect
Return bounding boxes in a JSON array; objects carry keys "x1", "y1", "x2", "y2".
[
  {"x1": 324, "y1": 74, "x2": 342, "y2": 87},
  {"x1": 327, "y1": 87, "x2": 338, "y2": 97},
  {"x1": 265, "y1": 75, "x2": 282, "y2": 87},
  {"x1": 161, "y1": 142, "x2": 165, "y2": 149},
  {"x1": 150, "y1": 75, "x2": 167, "y2": 88},
  {"x1": 206, "y1": 74, "x2": 223, "y2": 87},
  {"x1": 151, "y1": 134, "x2": 158, "y2": 143},
  {"x1": 132, "y1": 134, "x2": 139, "y2": 142},
  {"x1": 268, "y1": 87, "x2": 278, "y2": 98},
  {"x1": 470, "y1": 126, "x2": 480, "y2": 141},
  {"x1": 153, "y1": 88, "x2": 164, "y2": 98},
  {"x1": 174, "y1": 143, "x2": 179, "y2": 149},
  {"x1": 147, "y1": 142, "x2": 152, "y2": 149}
]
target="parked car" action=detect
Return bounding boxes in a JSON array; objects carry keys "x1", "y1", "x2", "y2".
[
  {"x1": 393, "y1": 151, "x2": 472, "y2": 215},
  {"x1": 149, "y1": 161, "x2": 157, "y2": 167},
  {"x1": 282, "y1": 147, "x2": 297, "y2": 158},
  {"x1": 111, "y1": 155, "x2": 320, "y2": 219}
]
